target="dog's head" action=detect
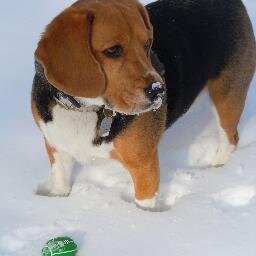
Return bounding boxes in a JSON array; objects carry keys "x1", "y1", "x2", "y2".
[{"x1": 35, "y1": 0, "x2": 165, "y2": 115}]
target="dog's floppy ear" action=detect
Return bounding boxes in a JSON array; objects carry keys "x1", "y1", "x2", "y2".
[{"x1": 35, "y1": 7, "x2": 105, "y2": 98}]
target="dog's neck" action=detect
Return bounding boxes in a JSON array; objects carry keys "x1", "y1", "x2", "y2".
[
  {"x1": 34, "y1": 61, "x2": 117, "y2": 137},
  {"x1": 35, "y1": 61, "x2": 105, "y2": 112}
]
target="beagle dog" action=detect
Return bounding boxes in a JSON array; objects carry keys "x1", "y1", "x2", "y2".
[{"x1": 32, "y1": 0, "x2": 256, "y2": 210}]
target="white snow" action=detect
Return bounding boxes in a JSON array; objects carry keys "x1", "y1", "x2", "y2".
[
  {"x1": 0, "y1": 1, "x2": 256, "y2": 255},
  {"x1": 212, "y1": 186, "x2": 255, "y2": 208}
]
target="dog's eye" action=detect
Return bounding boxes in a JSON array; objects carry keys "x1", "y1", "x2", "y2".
[
  {"x1": 103, "y1": 45, "x2": 123, "y2": 58},
  {"x1": 144, "y1": 39, "x2": 152, "y2": 56}
]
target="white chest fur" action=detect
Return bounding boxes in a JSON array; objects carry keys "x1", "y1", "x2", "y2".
[{"x1": 40, "y1": 105, "x2": 113, "y2": 163}]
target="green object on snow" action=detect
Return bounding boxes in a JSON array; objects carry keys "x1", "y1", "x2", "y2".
[{"x1": 42, "y1": 237, "x2": 78, "y2": 256}]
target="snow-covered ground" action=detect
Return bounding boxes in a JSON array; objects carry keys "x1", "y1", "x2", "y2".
[{"x1": 0, "y1": 0, "x2": 255, "y2": 255}]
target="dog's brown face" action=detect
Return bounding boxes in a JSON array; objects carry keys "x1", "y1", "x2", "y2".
[{"x1": 35, "y1": 0, "x2": 165, "y2": 114}]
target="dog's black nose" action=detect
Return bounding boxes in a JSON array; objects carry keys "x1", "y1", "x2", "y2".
[{"x1": 144, "y1": 82, "x2": 166, "y2": 102}]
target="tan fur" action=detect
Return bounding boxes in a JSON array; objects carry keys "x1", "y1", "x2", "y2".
[
  {"x1": 45, "y1": 140, "x2": 56, "y2": 165},
  {"x1": 112, "y1": 105, "x2": 166, "y2": 200},
  {"x1": 208, "y1": 72, "x2": 242, "y2": 145}
]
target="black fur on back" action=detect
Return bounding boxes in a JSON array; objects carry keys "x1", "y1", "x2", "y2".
[{"x1": 146, "y1": 0, "x2": 246, "y2": 127}]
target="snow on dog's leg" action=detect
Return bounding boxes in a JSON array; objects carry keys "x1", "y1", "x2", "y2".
[{"x1": 36, "y1": 141, "x2": 74, "y2": 197}]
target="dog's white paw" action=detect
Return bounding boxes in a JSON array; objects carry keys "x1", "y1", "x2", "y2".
[
  {"x1": 36, "y1": 182, "x2": 71, "y2": 197},
  {"x1": 135, "y1": 196, "x2": 156, "y2": 211},
  {"x1": 211, "y1": 144, "x2": 235, "y2": 167}
]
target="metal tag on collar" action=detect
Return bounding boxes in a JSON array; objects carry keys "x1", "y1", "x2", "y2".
[{"x1": 99, "y1": 109, "x2": 116, "y2": 138}]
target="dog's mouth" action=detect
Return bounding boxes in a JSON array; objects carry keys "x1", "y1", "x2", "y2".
[
  {"x1": 143, "y1": 96, "x2": 164, "y2": 113},
  {"x1": 70, "y1": 83, "x2": 166, "y2": 116},
  {"x1": 104, "y1": 93, "x2": 165, "y2": 116}
]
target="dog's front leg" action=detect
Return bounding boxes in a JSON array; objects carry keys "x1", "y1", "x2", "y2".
[
  {"x1": 112, "y1": 145, "x2": 160, "y2": 210},
  {"x1": 131, "y1": 156, "x2": 159, "y2": 209},
  {"x1": 128, "y1": 153, "x2": 159, "y2": 210},
  {"x1": 36, "y1": 140, "x2": 74, "y2": 197}
]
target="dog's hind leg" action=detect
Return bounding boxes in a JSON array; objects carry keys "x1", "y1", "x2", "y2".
[
  {"x1": 36, "y1": 140, "x2": 74, "y2": 197},
  {"x1": 208, "y1": 56, "x2": 255, "y2": 167},
  {"x1": 208, "y1": 5, "x2": 256, "y2": 167},
  {"x1": 208, "y1": 76, "x2": 241, "y2": 167}
]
